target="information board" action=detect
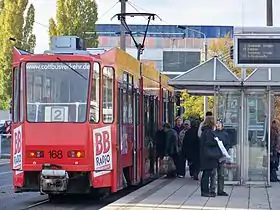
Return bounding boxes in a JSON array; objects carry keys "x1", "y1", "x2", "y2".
[{"x1": 234, "y1": 36, "x2": 280, "y2": 67}]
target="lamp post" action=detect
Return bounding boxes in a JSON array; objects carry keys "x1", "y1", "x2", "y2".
[
  {"x1": 177, "y1": 25, "x2": 208, "y2": 116},
  {"x1": 177, "y1": 25, "x2": 208, "y2": 61}
]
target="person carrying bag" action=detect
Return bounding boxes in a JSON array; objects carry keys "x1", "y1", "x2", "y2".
[{"x1": 200, "y1": 116, "x2": 223, "y2": 197}]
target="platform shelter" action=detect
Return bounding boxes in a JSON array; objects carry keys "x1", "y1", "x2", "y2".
[{"x1": 168, "y1": 56, "x2": 280, "y2": 186}]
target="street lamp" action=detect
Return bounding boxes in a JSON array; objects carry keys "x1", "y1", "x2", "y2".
[
  {"x1": 177, "y1": 25, "x2": 208, "y2": 116},
  {"x1": 177, "y1": 25, "x2": 208, "y2": 61}
]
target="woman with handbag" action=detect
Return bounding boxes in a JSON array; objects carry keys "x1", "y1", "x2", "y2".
[{"x1": 200, "y1": 116, "x2": 223, "y2": 197}]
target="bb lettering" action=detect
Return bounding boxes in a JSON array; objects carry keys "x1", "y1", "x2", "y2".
[{"x1": 95, "y1": 130, "x2": 110, "y2": 155}]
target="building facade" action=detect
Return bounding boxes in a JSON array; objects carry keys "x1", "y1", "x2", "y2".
[{"x1": 96, "y1": 24, "x2": 233, "y2": 77}]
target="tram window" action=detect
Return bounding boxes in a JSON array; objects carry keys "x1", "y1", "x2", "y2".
[
  {"x1": 144, "y1": 96, "x2": 150, "y2": 147},
  {"x1": 27, "y1": 74, "x2": 33, "y2": 101},
  {"x1": 13, "y1": 67, "x2": 20, "y2": 123},
  {"x1": 26, "y1": 62, "x2": 90, "y2": 123},
  {"x1": 89, "y1": 62, "x2": 100, "y2": 123},
  {"x1": 128, "y1": 75, "x2": 133, "y2": 123},
  {"x1": 136, "y1": 92, "x2": 140, "y2": 125},
  {"x1": 168, "y1": 101, "x2": 174, "y2": 124},
  {"x1": 45, "y1": 78, "x2": 51, "y2": 98},
  {"x1": 34, "y1": 76, "x2": 42, "y2": 101},
  {"x1": 122, "y1": 72, "x2": 129, "y2": 124},
  {"x1": 102, "y1": 66, "x2": 114, "y2": 123},
  {"x1": 155, "y1": 98, "x2": 159, "y2": 129},
  {"x1": 123, "y1": 88, "x2": 128, "y2": 123},
  {"x1": 20, "y1": 66, "x2": 24, "y2": 122}
]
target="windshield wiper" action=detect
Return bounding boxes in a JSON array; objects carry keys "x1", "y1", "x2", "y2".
[{"x1": 56, "y1": 57, "x2": 87, "y2": 80}]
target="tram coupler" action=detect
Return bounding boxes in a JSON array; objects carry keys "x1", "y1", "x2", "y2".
[{"x1": 40, "y1": 168, "x2": 69, "y2": 194}]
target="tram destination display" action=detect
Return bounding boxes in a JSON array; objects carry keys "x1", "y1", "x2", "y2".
[{"x1": 237, "y1": 38, "x2": 280, "y2": 66}]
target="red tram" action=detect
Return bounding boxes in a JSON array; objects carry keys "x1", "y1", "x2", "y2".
[{"x1": 10, "y1": 36, "x2": 175, "y2": 197}]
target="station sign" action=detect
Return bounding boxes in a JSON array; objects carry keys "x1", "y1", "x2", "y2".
[
  {"x1": 233, "y1": 27, "x2": 280, "y2": 68},
  {"x1": 234, "y1": 35, "x2": 280, "y2": 68}
]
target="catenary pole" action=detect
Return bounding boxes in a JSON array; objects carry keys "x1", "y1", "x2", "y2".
[{"x1": 120, "y1": 0, "x2": 127, "y2": 51}]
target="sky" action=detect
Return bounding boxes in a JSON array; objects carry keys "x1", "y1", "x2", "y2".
[{"x1": 30, "y1": 0, "x2": 280, "y2": 53}]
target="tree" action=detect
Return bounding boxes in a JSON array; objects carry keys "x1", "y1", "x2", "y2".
[
  {"x1": 181, "y1": 93, "x2": 213, "y2": 119},
  {"x1": 49, "y1": 0, "x2": 99, "y2": 48},
  {"x1": 208, "y1": 34, "x2": 254, "y2": 77},
  {"x1": 0, "y1": 0, "x2": 36, "y2": 109},
  {"x1": 181, "y1": 34, "x2": 244, "y2": 119}
]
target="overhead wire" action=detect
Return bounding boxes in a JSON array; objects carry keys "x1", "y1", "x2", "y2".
[
  {"x1": 127, "y1": 1, "x2": 233, "y2": 62},
  {"x1": 0, "y1": 6, "x2": 49, "y2": 31},
  {"x1": 98, "y1": 1, "x2": 119, "y2": 21}
]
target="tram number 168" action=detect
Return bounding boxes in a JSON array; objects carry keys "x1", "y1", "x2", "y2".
[{"x1": 49, "y1": 150, "x2": 63, "y2": 159}]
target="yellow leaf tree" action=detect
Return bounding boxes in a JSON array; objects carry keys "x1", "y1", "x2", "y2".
[{"x1": 182, "y1": 34, "x2": 243, "y2": 119}]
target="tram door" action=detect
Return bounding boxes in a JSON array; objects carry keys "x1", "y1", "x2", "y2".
[
  {"x1": 148, "y1": 96, "x2": 157, "y2": 175},
  {"x1": 143, "y1": 95, "x2": 157, "y2": 177},
  {"x1": 132, "y1": 89, "x2": 140, "y2": 184},
  {"x1": 143, "y1": 96, "x2": 150, "y2": 179},
  {"x1": 117, "y1": 84, "x2": 123, "y2": 190}
]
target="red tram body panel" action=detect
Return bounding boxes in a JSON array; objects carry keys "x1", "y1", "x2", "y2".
[{"x1": 10, "y1": 36, "x2": 175, "y2": 196}]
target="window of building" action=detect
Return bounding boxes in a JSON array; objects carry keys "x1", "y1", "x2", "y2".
[
  {"x1": 102, "y1": 66, "x2": 114, "y2": 123},
  {"x1": 89, "y1": 62, "x2": 100, "y2": 123}
]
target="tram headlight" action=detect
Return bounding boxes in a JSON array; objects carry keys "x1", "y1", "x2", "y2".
[
  {"x1": 27, "y1": 150, "x2": 44, "y2": 158},
  {"x1": 67, "y1": 150, "x2": 85, "y2": 158}
]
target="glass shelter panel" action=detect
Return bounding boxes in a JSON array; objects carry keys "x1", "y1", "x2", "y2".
[
  {"x1": 245, "y1": 92, "x2": 268, "y2": 182},
  {"x1": 217, "y1": 92, "x2": 241, "y2": 182}
]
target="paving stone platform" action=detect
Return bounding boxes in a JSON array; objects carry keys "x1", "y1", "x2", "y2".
[{"x1": 101, "y1": 177, "x2": 280, "y2": 210}]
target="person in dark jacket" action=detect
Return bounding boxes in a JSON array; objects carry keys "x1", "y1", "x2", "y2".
[
  {"x1": 155, "y1": 124, "x2": 166, "y2": 159},
  {"x1": 183, "y1": 120, "x2": 200, "y2": 180},
  {"x1": 269, "y1": 120, "x2": 280, "y2": 182},
  {"x1": 210, "y1": 119, "x2": 230, "y2": 196},
  {"x1": 177, "y1": 120, "x2": 191, "y2": 178},
  {"x1": 163, "y1": 123, "x2": 179, "y2": 178},
  {"x1": 200, "y1": 116, "x2": 223, "y2": 197},
  {"x1": 154, "y1": 124, "x2": 166, "y2": 174}
]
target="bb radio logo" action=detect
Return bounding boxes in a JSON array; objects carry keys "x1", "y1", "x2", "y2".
[
  {"x1": 13, "y1": 125, "x2": 23, "y2": 170},
  {"x1": 93, "y1": 126, "x2": 113, "y2": 171}
]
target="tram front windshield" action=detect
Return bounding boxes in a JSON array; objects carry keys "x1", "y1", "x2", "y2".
[{"x1": 25, "y1": 62, "x2": 90, "y2": 123}]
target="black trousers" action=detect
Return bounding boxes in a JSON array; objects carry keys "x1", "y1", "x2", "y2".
[
  {"x1": 177, "y1": 153, "x2": 186, "y2": 176},
  {"x1": 270, "y1": 153, "x2": 279, "y2": 181},
  {"x1": 201, "y1": 169, "x2": 213, "y2": 193},
  {"x1": 189, "y1": 162, "x2": 200, "y2": 178}
]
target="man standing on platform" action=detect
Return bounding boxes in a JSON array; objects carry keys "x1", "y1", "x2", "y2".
[{"x1": 173, "y1": 116, "x2": 185, "y2": 135}]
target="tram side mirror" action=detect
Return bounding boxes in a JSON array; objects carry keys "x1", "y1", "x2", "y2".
[{"x1": 89, "y1": 115, "x2": 95, "y2": 123}]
